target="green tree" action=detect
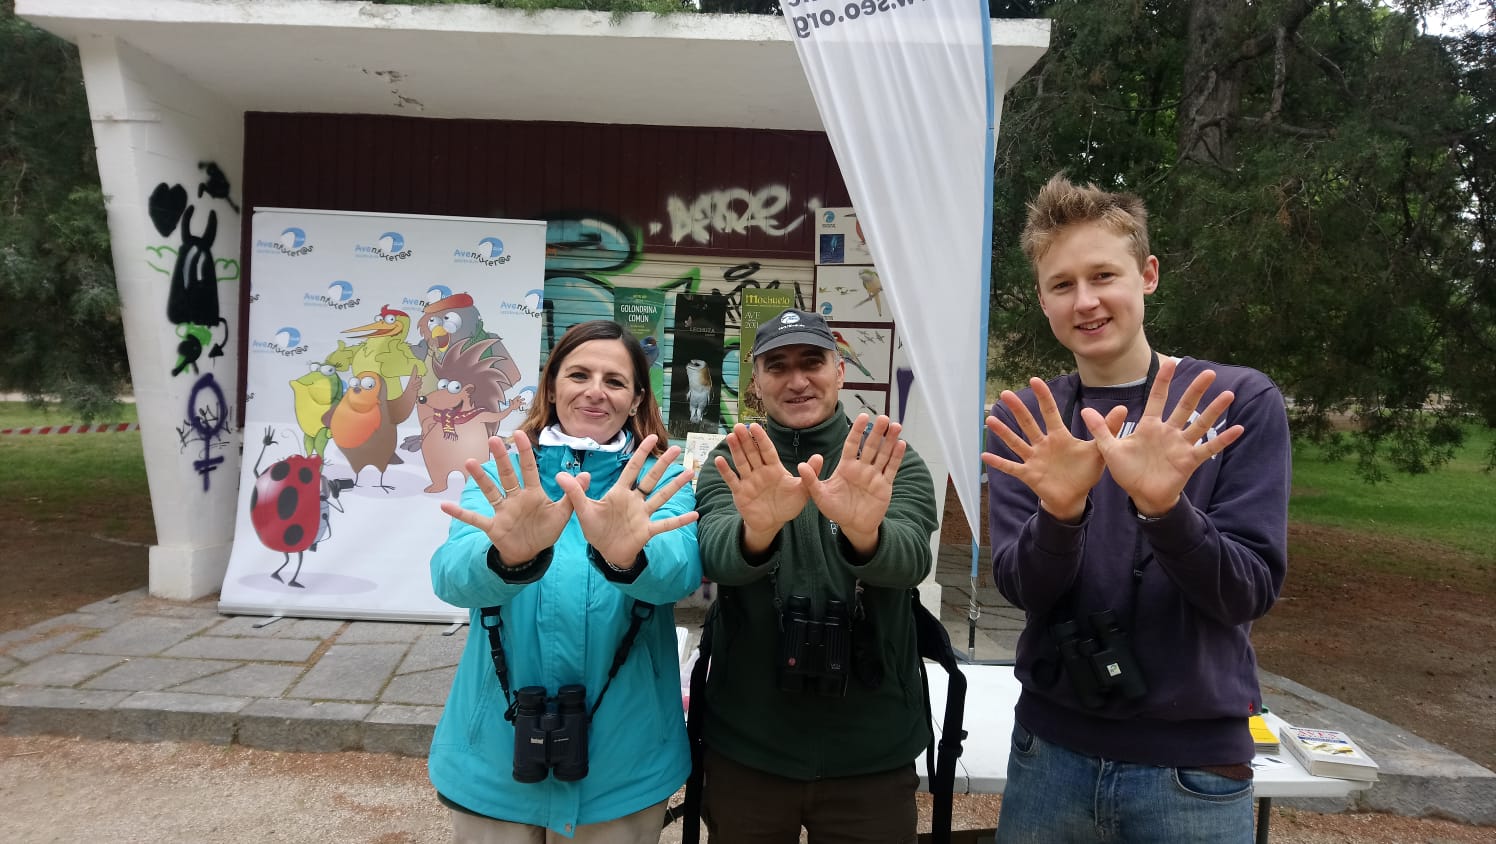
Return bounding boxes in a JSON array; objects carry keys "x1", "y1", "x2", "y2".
[
  {"x1": 989, "y1": 0, "x2": 1495, "y2": 477},
  {"x1": 0, "y1": 0, "x2": 124, "y2": 420}
]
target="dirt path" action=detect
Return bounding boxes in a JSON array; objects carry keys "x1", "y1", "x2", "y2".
[
  {"x1": 3, "y1": 478, "x2": 1494, "y2": 840},
  {"x1": 3, "y1": 735, "x2": 1494, "y2": 843}
]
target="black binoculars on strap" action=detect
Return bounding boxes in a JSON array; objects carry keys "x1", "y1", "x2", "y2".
[
  {"x1": 512, "y1": 684, "x2": 589, "y2": 783},
  {"x1": 1051, "y1": 609, "x2": 1147, "y2": 709}
]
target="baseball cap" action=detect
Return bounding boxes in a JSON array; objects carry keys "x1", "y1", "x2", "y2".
[{"x1": 751, "y1": 309, "x2": 837, "y2": 356}]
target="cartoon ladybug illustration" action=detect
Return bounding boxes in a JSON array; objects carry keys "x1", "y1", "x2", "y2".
[{"x1": 249, "y1": 428, "x2": 351, "y2": 588}]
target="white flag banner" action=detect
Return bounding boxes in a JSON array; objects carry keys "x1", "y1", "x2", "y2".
[{"x1": 785, "y1": 0, "x2": 996, "y2": 547}]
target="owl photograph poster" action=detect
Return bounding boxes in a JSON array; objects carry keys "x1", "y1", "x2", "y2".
[{"x1": 668, "y1": 292, "x2": 727, "y2": 438}]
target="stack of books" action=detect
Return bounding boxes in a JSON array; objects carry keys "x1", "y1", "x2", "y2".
[
  {"x1": 1279, "y1": 725, "x2": 1380, "y2": 782},
  {"x1": 1248, "y1": 714, "x2": 1279, "y2": 754}
]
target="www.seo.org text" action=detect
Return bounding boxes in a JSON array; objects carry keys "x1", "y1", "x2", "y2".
[{"x1": 788, "y1": 0, "x2": 929, "y2": 39}]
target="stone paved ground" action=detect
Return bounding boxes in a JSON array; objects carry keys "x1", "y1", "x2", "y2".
[{"x1": 1, "y1": 547, "x2": 1492, "y2": 827}]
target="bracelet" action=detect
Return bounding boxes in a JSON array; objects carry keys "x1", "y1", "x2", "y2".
[
  {"x1": 587, "y1": 545, "x2": 645, "y2": 572},
  {"x1": 487, "y1": 545, "x2": 537, "y2": 573},
  {"x1": 586, "y1": 545, "x2": 648, "y2": 584},
  {"x1": 486, "y1": 545, "x2": 553, "y2": 585}
]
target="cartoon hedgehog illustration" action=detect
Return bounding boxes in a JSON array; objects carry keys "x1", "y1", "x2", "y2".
[{"x1": 415, "y1": 338, "x2": 526, "y2": 493}]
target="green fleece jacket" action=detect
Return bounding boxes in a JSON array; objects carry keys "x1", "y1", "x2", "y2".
[{"x1": 695, "y1": 405, "x2": 939, "y2": 780}]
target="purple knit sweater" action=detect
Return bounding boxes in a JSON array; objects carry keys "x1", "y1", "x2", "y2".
[{"x1": 986, "y1": 356, "x2": 1290, "y2": 767}]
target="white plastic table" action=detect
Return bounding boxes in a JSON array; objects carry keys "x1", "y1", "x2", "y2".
[{"x1": 923, "y1": 663, "x2": 1372, "y2": 842}]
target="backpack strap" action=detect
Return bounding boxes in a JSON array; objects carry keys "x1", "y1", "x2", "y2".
[
  {"x1": 664, "y1": 602, "x2": 716, "y2": 840},
  {"x1": 911, "y1": 588, "x2": 967, "y2": 844}
]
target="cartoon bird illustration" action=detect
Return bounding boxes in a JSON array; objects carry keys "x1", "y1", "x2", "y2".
[
  {"x1": 415, "y1": 339, "x2": 526, "y2": 493},
  {"x1": 324, "y1": 367, "x2": 423, "y2": 492},
  {"x1": 328, "y1": 305, "x2": 426, "y2": 403},
  {"x1": 856, "y1": 268, "x2": 884, "y2": 317},
  {"x1": 412, "y1": 292, "x2": 503, "y2": 373},
  {"x1": 832, "y1": 331, "x2": 875, "y2": 380},
  {"x1": 288, "y1": 350, "x2": 347, "y2": 458},
  {"x1": 686, "y1": 359, "x2": 713, "y2": 424},
  {"x1": 641, "y1": 335, "x2": 660, "y2": 368}
]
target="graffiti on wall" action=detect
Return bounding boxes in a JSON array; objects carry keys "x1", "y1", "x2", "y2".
[
  {"x1": 649, "y1": 185, "x2": 822, "y2": 247},
  {"x1": 542, "y1": 212, "x2": 813, "y2": 430},
  {"x1": 147, "y1": 160, "x2": 241, "y2": 490},
  {"x1": 177, "y1": 371, "x2": 230, "y2": 491}
]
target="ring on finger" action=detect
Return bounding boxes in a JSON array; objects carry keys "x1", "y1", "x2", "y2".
[{"x1": 501, "y1": 483, "x2": 520, "y2": 495}]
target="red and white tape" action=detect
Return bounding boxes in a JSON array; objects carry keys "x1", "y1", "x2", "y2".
[{"x1": 0, "y1": 422, "x2": 140, "y2": 435}]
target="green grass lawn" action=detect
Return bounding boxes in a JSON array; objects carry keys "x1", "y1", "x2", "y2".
[
  {"x1": 0, "y1": 400, "x2": 139, "y2": 428},
  {"x1": 0, "y1": 402, "x2": 148, "y2": 520},
  {"x1": 4, "y1": 400, "x2": 1492, "y2": 568},
  {"x1": 1290, "y1": 424, "x2": 1496, "y2": 566}
]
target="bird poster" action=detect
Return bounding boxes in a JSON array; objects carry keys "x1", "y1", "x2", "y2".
[
  {"x1": 222, "y1": 208, "x2": 547, "y2": 622},
  {"x1": 840, "y1": 387, "x2": 891, "y2": 418},
  {"x1": 815, "y1": 207, "x2": 874, "y2": 266},
  {"x1": 613, "y1": 288, "x2": 666, "y2": 410},
  {"x1": 815, "y1": 264, "x2": 887, "y2": 321},
  {"x1": 737, "y1": 288, "x2": 797, "y2": 426},
  {"x1": 828, "y1": 324, "x2": 895, "y2": 387},
  {"x1": 667, "y1": 292, "x2": 727, "y2": 439}
]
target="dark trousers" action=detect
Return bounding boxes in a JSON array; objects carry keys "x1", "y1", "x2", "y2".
[{"x1": 702, "y1": 747, "x2": 918, "y2": 844}]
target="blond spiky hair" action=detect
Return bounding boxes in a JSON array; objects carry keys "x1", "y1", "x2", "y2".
[{"x1": 1021, "y1": 174, "x2": 1151, "y2": 273}]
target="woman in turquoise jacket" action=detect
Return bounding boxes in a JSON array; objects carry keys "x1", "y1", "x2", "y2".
[{"x1": 429, "y1": 320, "x2": 702, "y2": 842}]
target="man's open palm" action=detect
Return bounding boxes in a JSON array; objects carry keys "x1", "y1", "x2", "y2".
[
  {"x1": 714, "y1": 423, "x2": 809, "y2": 537},
  {"x1": 800, "y1": 414, "x2": 905, "y2": 554},
  {"x1": 983, "y1": 379, "x2": 1123, "y2": 522},
  {"x1": 1082, "y1": 359, "x2": 1243, "y2": 516}
]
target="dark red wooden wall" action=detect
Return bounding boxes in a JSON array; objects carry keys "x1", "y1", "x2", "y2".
[
  {"x1": 234, "y1": 113, "x2": 852, "y2": 419},
  {"x1": 240, "y1": 113, "x2": 850, "y2": 260}
]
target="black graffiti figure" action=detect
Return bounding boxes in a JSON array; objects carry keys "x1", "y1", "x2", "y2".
[
  {"x1": 198, "y1": 161, "x2": 240, "y2": 213},
  {"x1": 151, "y1": 179, "x2": 230, "y2": 376}
]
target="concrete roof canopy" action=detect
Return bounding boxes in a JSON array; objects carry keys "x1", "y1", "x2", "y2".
[{"x1": 19, "y1": 0, "x2": 1051, "y2": 130}]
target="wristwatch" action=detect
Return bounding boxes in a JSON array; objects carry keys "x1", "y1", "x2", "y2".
[{"x1": 1130, "y1": 499, "x2": 1171, "y2": 523}]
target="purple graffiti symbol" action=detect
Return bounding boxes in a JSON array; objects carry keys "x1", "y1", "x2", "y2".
[{"x1": 188, "y1": 374, "x2": 229, "y2": 490}]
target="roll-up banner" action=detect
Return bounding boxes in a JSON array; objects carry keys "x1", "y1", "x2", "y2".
[{"x1": 221, "y1": 209, "x2": 547, "y2": 621}]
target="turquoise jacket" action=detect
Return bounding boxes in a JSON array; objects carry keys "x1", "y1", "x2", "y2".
[{"x1": 428, "y1": 436, "x2": 702, "y2": 837}]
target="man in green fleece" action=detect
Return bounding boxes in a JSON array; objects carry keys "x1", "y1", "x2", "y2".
[{"x1": 695, "y1": 308, "x2": 940, "y2": 843}]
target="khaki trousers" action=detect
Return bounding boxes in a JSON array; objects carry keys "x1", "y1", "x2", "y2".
[{"x1": 449, "y1": 799, "x2": 669, "y2": 844}]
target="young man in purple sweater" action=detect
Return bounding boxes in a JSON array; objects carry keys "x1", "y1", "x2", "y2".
[{"x1": 982, "y1": 175, "x2": 1290, "y2": 843}]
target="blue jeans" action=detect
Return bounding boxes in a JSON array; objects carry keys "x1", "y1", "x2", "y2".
[{"x1": 994, "y1": 721, "x2": 1254, "y2": 844}]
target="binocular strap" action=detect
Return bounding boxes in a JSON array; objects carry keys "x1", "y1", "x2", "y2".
[{"x1": 479, "y1": 600, "x2": 655, "y2": 723}]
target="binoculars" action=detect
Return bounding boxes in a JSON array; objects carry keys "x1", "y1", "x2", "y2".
[
  {"x1": 1051, "y1": 609, "x2": 1147, "y2": 709},
  {"x1": 778, "y1": 596, "x2": 851, "y2": 696},
  {"x1": 511, "y1": 684, "x2": 589, "y2": 783}
]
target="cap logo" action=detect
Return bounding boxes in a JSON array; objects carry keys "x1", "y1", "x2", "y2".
[{"x1": 780, "y1": 313, "x2": 801, "y2": 326}]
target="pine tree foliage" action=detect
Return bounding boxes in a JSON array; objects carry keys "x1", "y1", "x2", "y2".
[
  {"x1": 0, "y1": 0, "x2": 125, "y2": 420},
  {"x1": 988, "y1": 0, "x2": 1494, "y2": 476}
]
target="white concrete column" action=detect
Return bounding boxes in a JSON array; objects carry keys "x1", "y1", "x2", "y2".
[{"x1": 77, "y1": 35, "x2": 245, "y2": 599}]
